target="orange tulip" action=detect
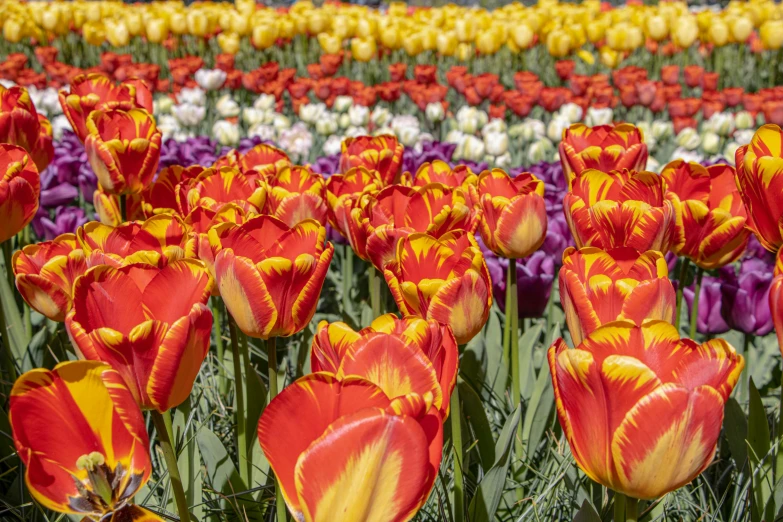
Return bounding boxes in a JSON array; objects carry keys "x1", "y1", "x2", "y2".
[
  {"x1": 364, "y1": 183, "x2": 480, "y2": 271},
  {"x1": 564, "y1": 169, "x2": 676, "y2": 252},
  {"x1": 139, "y1": 164, "x2": 209, "y2": 217},
  {"x1": 92, "y1": 185, "x2": 145, "y2": 226},
  {"x1": 265, "y1": 165, "x2": 328, "y2": 227},
  {"x1": 559, "y1": 246, "x2": 676, "y2": 346},
  {"x1": 662, "y1": 161, "x2": 749, "y2": 269},
  {"x1": 77, "y1": 214, "x2": 190, "y2": 268},
  {"x1": 0, "y1": 144, "x2": 39, "y2": 244},
  {"x1": 734, "y1": 124, "x2": 783, "y2": 251},
  {"x1": 549, "y1": 320, "x2": 743, "y2": 499},
  {"x1": 340, "y1": 135, "x2": 404, "y2": 185},
  {"x1": 324, "y1": 165, "x2": 382, "y2": 242},
  {"x1": 10, "y1": 361, "x2": 156, "y2": 519},
  {"x1": 402, "y1": 160, "x2": 478, "y2": 194},
  {"x1": 177, "y1": 167, "x2": 266, "y2": 216},
  {"x1": 84, "y1": 108, "x2": 162, "y2": 195},
  {"x1": 66, "y1": 259, "x2": 213, "y2": 412},
  {"x1": 312, "y1": 313, "x2": 458, "y2": 415},
  {"x1": 12, "y1": 233, "x2": 87, "y2": 322},
  {"x1": 258, "y1": 373, "x2": 442, "y2": 522},
  {"x1": 384, "y1": 231, "x2": 492, "y2": 344},
  {"x1": 239, "y1": 142, "x2": 291, "y2": 179},
  {"x1": 477, "y1": 168, "x2": 548, "y2": 259},
  {"x1": 0, "y1": 85, "x2": 54, "y2": 171},
  {"x1": 209, "y1": 215, "x2": 334, "y2": 338},
  {"x1": 559, "y1": 123, "x2": 648, "y2": 183},
  {"x1": 58, "y1": 73, "x2": 139, "y2": 142}
]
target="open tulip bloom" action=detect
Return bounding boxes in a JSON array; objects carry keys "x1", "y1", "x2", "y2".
[
  {"x1": 340, "y1": 135, "x2": 405, "y2": 186},
  {"x1": 558, "y1": 123, "x2": 648, "y2": 184},
  {"x1": 549, "y1": 320, "x2": 743, "y2": 505},
  {"x1": 0, "y1": 85, "x2": 54, "y2": 172},
  {"x1": 0, "y1": 143, "x2": 40, "y2": 244},
  {"x1": 10, "y1": 361, "x2": 159, "y2": 521}
]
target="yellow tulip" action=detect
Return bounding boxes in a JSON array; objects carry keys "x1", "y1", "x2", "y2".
[
  {"x1": 332, "y1": 15, "x2": 356, "y2": 40},
  {"x1": 230, "y1": 12, "x2": 250, "y2": 36},
  {"x1": 511, "y1": 23, "x2": 534, "y2": 49},
  {"x1": 83, "y1": 21, "x2": 106, "y2": 46},
  {"x1": 278, "y1": 18, "x2": 295, "y2": 40},
  {"x1": 187, "y1": 10, "x2": 209, "y2": 37},
  {"x1": 317, "y1": 32, "x2": 342, "y2": 54},
  {"x1": 388, "y1": 2, "x2": 407, "y2": 17},
  {"x1": 437, "y1": 31, "x2": 458, "y2": 56},
  {"x1": 586, "y1": 19, "x2": 607, "y2": 43},
  {"x1": 547, "y1": 29, "x2": 573, "y2": 57},
  {"x1": 476, "y1": 30, "x2": 500, "y2": 55},
  {"x1": 218, "y1": 32, "x2": 240, "y2": 54},
  {"x1": 672, "y1": 15, "x2": 699, "y2": 48},
  {"x1": 2, "y1": 18, "x2": 23, "y2": 43},
  {"x1": 236, "y1": 0, "x2": 255, "y2": 17},
  {"x1": 126, "y1": 12, "x2": 144, "y2": 36},
  {"x1": 420, "y1": 27, "x2": 438, "y2": 51},
  {"x1": 761, "y1": 20, "x2": 783, "y2": 49},
  {"x1": 146, "y1": 18, "x2": 169, "y2": 43},
  {"x1": 708, "y1": 19, "x2": 729, "y2": 46},
  {"x1": 351, "y1": 36, "x2": 377, "y2": 62},
  {"x1": 170, "y1": 12, "x2": 187, "y2": 35},
  {"x1": 454, "y1": 17, "x2": 477, "y2": 43},
  {"x1": 403, "y1": 31, "x2": 423, "y2": 56},
  {"x1": 457, "y1": 42, "x2": 473, "y2": 61},
  {"x1": 106, "y1": 20, "x2": 130, "y2": 47},
  {"x1": 307, "y1": 11, "x2": 330, "y2": 34},
  {"x1": 356, "y1": 17, "x2": 377, "y2": 38},
  {"x1": 731, "y1": 16, "x2": 754, "y2": 42},
  {"x1": 41, "y1": 7, "x2": 60, "y2": 33},
  {"x1": 252, "y1": 23, "x2": 279, "y2": 49},
  {"x1": 600, "y1": 46, "x2": 620, "y2": 68},
  {"x1": 379, "y1": 25, "x2": 401, "y2": 49},
  {"x1": 646, "y1": 15, "x2": 668, "y2": 41},
  {"x1": 576, "y1": 48, "x2": 596, "y2": 65}
]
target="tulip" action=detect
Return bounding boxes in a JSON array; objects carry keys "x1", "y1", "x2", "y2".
[
  {"x1": 265, "y1": 165, "x2": 327, "y2": 227},
  {"x1": 12, "y1": 233, "x2": 87, "y2": 322},
  {"x1": 721, "y1": 258, "x2": 773, "y2": 336},
  {"x1": 178, "y1": 167, "x2": 267, "y2": 216},
  {"x1": 559, "y1": 123, "x2": 648, "y2": 183},
  {"x1": 0, "y1": 85, "x2": 54, "y2": 171},
  {"x1": 84, "y1": 108, "x2": 162, "y2": 196},
  {"x1": 238, "y1": 142, "x2": 291, "y2": 179},
  {"x1": 564, "y1": 169, "x2": 676, "y2": 252},
  {"x1": 340, "y1": 135, "x2": 404, "y2": 186},
  {"x1": 734, "y1": 124, "x2": 783, "y2": 251},
  {"x1": 258, "y1": 373, "x2": 442, "y2": 522},
  {"x1": 209, "y1": 215, "x2": 334, "y2": 339},
  {"x1": 683, "y1": 270, "x2": 732, "y2": 335},
  {"x1": 384, "y1": 231, "x2": 492, "y2": 345},
  {"x1": 324, "y1": 165, "x2": 382, "y2": 241},
  {"x1": 0, "y1": 144, "x2": 40, "y2": 244},
  {"x1": 9, "y1": 361, "x2": 156, "y2": 520},
  {"x1": 58, "y1": 73, "x2": 139, "y2": 142},
  {"x1": 364, "y1": 183, "x2": 479, "y2": 271},
  {"x1": 477, "y1": 169, "x2": 547, "y2": 259},
  {"x1": 139, "y1": 165, "x2": 208, "y2": 217},
  {"x1": 402, "y1": 160, "x2": 478, "y2": 193},
  {"x1": 77, "y1": 214, "x2": 190, "y2": 268},
  {"x1": 484, "y1": 248, "x2": 555, "y2": 319},
  {"x1": 559, "y1": 246, "x2": 676, "y2": 346},
  {"x1": 312, "y1": 313, "x2": 458, "y2": 416},
  {"x1": 663, "y1": 161, "x2": 749, "y2": 269},
  {"x1": 66, "y1": 259, "x2": 213, "y2": 412}
]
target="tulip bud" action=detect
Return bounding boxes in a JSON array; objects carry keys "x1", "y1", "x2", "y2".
[
  {"x1": 761, "y1": 20, "x2": 783, "y2": 50},
  {"x1": 425, "y1": 102, "x2": 445, "y2": 122},
  {"x1": 731, "y1": 16, "x2": 754, "y2": 43},
  {"x1": 351, "y1": 36, "x2": 376, "y2": 62},
  {"x1": 217, "y1": 32, "x2": 240, "y2": 55},
  {"x1": 646, "y1": 15, "x2": 668, "y2": 41},
  {"x1": 437, "y1": 31, "x2": 458, "y2": 56},
  {"x1": 673, "y1": 15, "x2": 699, "y2": 48},
  {"x1": 252, "y1": 23, "x2": 279, "y2": 49}
]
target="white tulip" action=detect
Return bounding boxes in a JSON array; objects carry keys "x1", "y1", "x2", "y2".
[
  {"x1": 323, "y1": 135, "x2": 344, "y2": 156},
  {"x1": 371, "y1": 107, "x2": 392, "y2": 127},
  {"x1": 457, "y1": 135, "x2": 486, "y2": 162},
  {"x1": 178, "y1": 87, "x2": 206, "y2": 106},
  {"x1": 701, "y1": 132, "x2": 721, "y2": 155},
  {"x1": 398, "y1": 125, "x2": 420, "y2": 147},
  {"x1": 483, "y1": 118, "x2": 507, "y2": 135},
  {"x1": 194, "y1": 69, "x2": 226, "y2": 91},
  {"x1": 254, "y1": 94, "x2": 277, "y2": 111},
  {"x1": 546, "y1": 116, "x2": 571, "y2": 142},
  {"x1": 333, "y1": 95, "x2": 354, "y2": 113},
  {"x1": 345, "y1": 126, "x2": 369, "y2": 138},
  {"x1": 651, "y1": 120, "x2": 673, "y2": 140},
  {"x1": 213, "y1": 120, "x2": 240, "y2": 146},
  {"x1": 374, "y1": 126, "x2": 394, "y2": 136},
  {"x1": 299, "y1": 103, "x2": 327, "y2": 124},
  {"x1": 675, "y1": 127, "x2": 701, "y2": 151},
  {"x1": 734, "y1": 110, "x2": 756, "y2": 130},
  {"x1": 216, "y1": 94, "x2": 240, "y2": 118},
  {"x1": 734, "y1": 129, "x2": 754, "y2": 146},
  {"x1": 522, "y1": 119, "x2": 546, "y2": 141},
  {"x1": 338, "y1": 113, "x2": 351, "y2": 129},
  {"x1": 425, "y1": 102, "x2": 445, "y2": 122},
  {"x1": 670, "y1": 147, "x2": 704, "y2": 164},
  {"x1": 723, "y1": 141, "x2": 739, "y2": 165},
  {"x1": 278, "y1": 123, "x2": 313, "y2": 162},
  {"x1": 528, "y1": 138, "x2": 554, "y2": 164},
  {"x1": 705, "y1": 112, "x2": 735, "y2": 136},
  {"x1": 248, "y1": 124, "x2": 276, "y2": 141},
  {"x1": 445, "y1": 129, "x2": 466, "y2": 145},
  {"x1": 242, "y1": 108, "x2": 265, "y2": 126},
  {"x1": 559, "y1": 102, "x2": 583, "y2": 124},
  {"x1": 273, "y1": 114, "x2": 291, "y2": 131},
  {"x1": 157, "y1": 115, "x2": 180, "y2": 138},
  {"x1": 51, "y1": 114, "x2": 72, "y2": 141},
  {"x1": 484, "y1": 131, "x2": 509, "y2": 156},
  {"x1": 154, "y1": 96, "x2": 174, "y2": 115},
  {"x1": 315, "y1": 114, "x2": 338, "y2": 136},
  {"x1": 585, "y1": 107, "x2": 613, "y2": 126},
  {"x1": 172, "y1": 103, "x2": 206, "y2": 126},
  {"x1": 495, "y1": 152, "x2": 512, "y2": 168}
]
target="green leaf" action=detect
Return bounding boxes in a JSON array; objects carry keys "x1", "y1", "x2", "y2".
[
  {"x1": 724, "y1": 397, "x2": 748, "y2": 470},
  {"x1": 573, "y1": 499, "x2": 602, "y2": 522},
  {"x1": 458, "y1": 379, "x2": 495, "y2": 470},
  {"x1": 747, "y1": 378, "x2": 774, "y2": 522},
  {"x1": 518, "y1": 322, "x2": 543, "y2": 403},
  {"x1": 170, "y1": 408, "x2": 203, "y2": 521},
  {"x1": 467, "y1": 406, "x2": 521, "y2": 522},
  {"x1": 522, "y1": 340, "x2": 554, "y2": 459},
  {"x1": 0, "y1": 261, "x2": 29, "y2": 363}
]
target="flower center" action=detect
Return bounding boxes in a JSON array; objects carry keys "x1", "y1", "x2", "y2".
[{"x1": 68, "y1": 452, "x2": 143, "y2": 517}]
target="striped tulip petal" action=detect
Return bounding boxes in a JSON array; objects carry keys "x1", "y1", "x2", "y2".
[
  {"x1": 559, "y1": 123, "x2": 648, "y2": 183},
  {"x1": 0, "y1": 144, "x2": 39, "y2": 244}
]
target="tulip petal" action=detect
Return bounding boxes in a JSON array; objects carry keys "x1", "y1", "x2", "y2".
[
  {"x1": 493, "y1": 192, "x2": 547, "y2": 259},
  {"x1": 215, "y1": 248, "x2": 277, "y2": 338},
  {"x1": 426, "y1": 270, "x2": 490, "y2": 344}
]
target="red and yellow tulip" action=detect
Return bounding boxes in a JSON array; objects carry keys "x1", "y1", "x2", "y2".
[
  {"x1": 66, "y1": 259, "x2": 213, "y2": 412},
  {"x1": 139, "y1": 164, "x2": 209, "y2": 217},
  {"x1": 0, "y1": 85, "x2": 54, "y2": 171},
  {"x1": 734, "y1": 124, "x2": 783, "y2": 252},
  {"x1": 477, "y1": 168, "x2": 548, "y2": 259},
  {"x1": 77, "y1": 214, "x2": 190, "y2": 268},
  {"x1": 384, "y1": 231, "x2": 492, "y2": 344},
  {"x1": 265, "y1": 165, "x2": 327, "y2": 227},
  {"x1": 549, "y1": 320, "x2": 743, "y2": 500},
  {"x1": 402, "y1": 160, "x2": 478, "y2": 195},
  {"x1": 0, "y1": 144, "x2": 39, "y2": 244},
  {"x1": 209, "y1": 215, "x2": 334, "y2": 338},
  {"x1": 58, "y1": 73, "x2": 139, "y2": 143},
  {"x1": 559, "y1": 123, "x2": 648, "y2": 183},
  {"x1": 564, "y1": 168, "x2": 676, "y2": 252},
  {"x1": 93, "y1": 184, "x2": 146, "y2": 226},
  {"x1": 12, "y1": 233, "x2": 87, "y2": 322},
  {"x1": 325, "y1": 165, "x2": 382, "y2": 242},
  {"x1": 559, "y1": 246, "x2": 676, "y2": 346},
  {"x1": 364, "y1": 183, "x2": 479, "y2": 271},
  {"x1": 340, "y1": 135, "x2": 404, "y2": 186},
  {"x1": 177, "y1": 167, "x2": 266, "y2": 216},
  {"x1": 662, "y1": 161, "x2": 749, "y2": 269},
  {"x1": 258, "y1": 373, "x2": 442, "y2": 522},
  {"x1": 84, "y1": 108, "x2": 162, "y2": 195},
  {"x1": 10, "y1": 361, "x2": 156, "y2": 519},
  {"x1": 238, "y1": 142, "x2": 291, "y2": 179},
  {"x1": 312, "y1": 313, "x2": 459, "y2": 415}
]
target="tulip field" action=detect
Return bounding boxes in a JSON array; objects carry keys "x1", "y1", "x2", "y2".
[{"x1": 5, "y1": 1, "x2": 783, "y2": 522}]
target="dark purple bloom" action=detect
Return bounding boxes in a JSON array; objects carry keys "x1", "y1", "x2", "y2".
[
  {"x1": 683, "y1": 268, "x2": 733, "y2": 335},
  {"x1": 40, "y1": 182, "x2": 78, "y2": 208},
  {"x1": 720, "y1": 258, "x2": 774, "y2": 335},
  {"x1": 32, "y1": 206, "x2": 89, "y2": 241},
  {"x1": 326, "y1": 224, "x2": 347, "y2": 245},
  {"x1": 744, "y1": 235, "x2": 776, "y2": 265},
  {"x1": 401, "y1": 141, "x2": 458, "y2": 174},
  {"x1": 312, "y1": 153, "x2": 341, "y2": 175}
]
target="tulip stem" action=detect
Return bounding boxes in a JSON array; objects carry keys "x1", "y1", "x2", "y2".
[
  {"x1": 450, "y1": 384, "x2": 464, "y2": 522},
  {"x1": 342, "y1": 245, "x2": 353, "y2": 319},
  {"x1": 625, "y1": 497, "x2": 639, "y2": 522},
  {"x1": 613, "y1": 492, "x2": 626, "y2": 522},
  {"x1": 674, "y1": 257, "x2": 690, "y2": 332},
  {"x1": 503, "y1": 261, "x2": 512, "y2": 386},
  {"x1": 689, "y1": 267, "x2": 704, "y2": 339},
  {"x1": 266, "y1": 337, "x2": 287, "y2": 522},
  {"x1": 508, "y1": 260, "x2": 524, "y2": 500},
  {"x1": 211, "y1": 299, "x2": 226, "y2": 394},
  {"x1": 119, "y1": 194, "x2": 127, "y2": 223},
  {"x1": 369, "y1": 268, "x2": 382, "y2": 319},
  {"x1": 227, "y1": 314, "x2": 248, "y2": 487},
  {"x1": 151, "y1": 410, "x2": 191, "y2": 522},
  {"x1": 2, "y1": 240, "x2": 13, "y2": 292},
  {"x1": 0, "y1": 289, "x2": 15, "y2": 385}
]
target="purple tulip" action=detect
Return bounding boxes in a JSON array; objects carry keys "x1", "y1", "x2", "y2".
[
  {"x1": 312, "y1": 153, "x2": 341, "y2": 175},
  {"x1": 720, "y1": 258, "x2": 774, "y2": 335},
  {"x1": 39, "y1": 182, "x2": 78, "y2": 208},
  {"x1": 683, "y1": 268, "x2": 732, "y2": 335},
  {"x1": 401, "y1": 141, "x2": 458, "y2": 174},
  {"x1": 32, "y1": 206, "x2": 89, "y2": 241},
  {"x1": 744, "y1": 235, "x2": 776, "y2": 265}
]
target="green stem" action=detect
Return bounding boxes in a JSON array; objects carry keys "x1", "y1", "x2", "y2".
[
  {"x1": 227, "y1": 314, "x2": 248, "y2": 486},
  {"x1": 502, "y1": 261, "x2": 512, "y2": 387},
  {"x1": 342, "y1": 245, "x2": 353, "y2": 318},
  {"x1": 0, "y1": 287, "x2": 15, "y2": 384},
  {"x1": 739, "y1": 333, "x2": 751, "y2": 404},
  {"x1": 240, "y1": 332, "x2": 253, "y2": 486},
  {"x1": 369, "y1": 267, "x2": 382, "y2": 319},
  {"x1": 508, "y1": 260, "x2": 524, "y2": 500},
  {"x1": 212, "y1": 299, "x2": 226, "y2": 394},
  {"x1": 450, "y1": 385, "x2": 464, "y2": 522},
  {"x1": 2, "y1": 240, "x2": 13, "y2": 292},
  {"x1": 151, "y1": 410, "x2": 191, "y2": 522},
  {"x1": 625, "y1": 497, "x2": 639, "y2": 522},
  {"x1": 267, "y1": 337, "x2": 287, "y2": 522},
  {"x1": 614, "y1": 492, "x2": 626, "y2": 522},
  {"x1": 674, "y1": 257, "x2": 690, "y2": 332},
  {"x1": 777, "y1": 383, "x2": 783, "y2": 486},
  {"x1": 119, "y1": 194, "x2": 127, "y2": 223},
  {"x1": 689, "y1": 267, "x2": 704, "y2": 339}
]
